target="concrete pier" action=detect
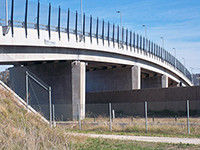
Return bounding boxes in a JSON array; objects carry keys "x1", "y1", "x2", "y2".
[{"x1": 72, "y1": 61, "x2": 86, "y2": 120}]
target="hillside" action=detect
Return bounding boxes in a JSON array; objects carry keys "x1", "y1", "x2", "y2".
[{"x1": 0, "y1": 87, "x2": 71, "y2": 149}]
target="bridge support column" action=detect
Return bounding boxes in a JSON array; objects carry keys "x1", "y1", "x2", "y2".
[
  {"x1": 132, "y1": 66, "x2": 141, "y2": 89},
  {"x1": 162, "y1": 75, "x2": 168, "y2": 88},
  {"x1": 72, "y1": 61, "x2": 86, "y2": 120}
]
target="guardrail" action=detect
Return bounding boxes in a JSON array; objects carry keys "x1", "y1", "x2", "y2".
[{"x1": 0, "y1": 0, "x2": 192, "y2": 82}]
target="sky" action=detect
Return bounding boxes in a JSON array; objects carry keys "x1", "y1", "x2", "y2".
[{"x1": 1, "y1": 0, "x2": 200, "y2": 74}]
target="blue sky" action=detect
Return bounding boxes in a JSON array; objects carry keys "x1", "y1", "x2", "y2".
[{"x1": 1, "y1": 0, "x2": 200, "y2": 74}]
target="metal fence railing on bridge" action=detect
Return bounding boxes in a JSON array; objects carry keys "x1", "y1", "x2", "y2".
[{"x1": 0, "y1": 0, "x2": 192, "y2": 82}]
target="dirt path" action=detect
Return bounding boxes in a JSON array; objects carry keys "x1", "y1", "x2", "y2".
[{"x1": 68, "y1": 133, "x2": 200, "y2": 145}]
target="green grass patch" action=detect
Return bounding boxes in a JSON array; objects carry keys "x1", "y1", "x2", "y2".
[{"x1": 69, "y1": 137, "x2": 200, "y2": 150}]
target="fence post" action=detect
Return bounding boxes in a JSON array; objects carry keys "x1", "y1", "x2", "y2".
[
  {"x1": 53, "y1": 104, "x2": 56, "y2": 127},
  {"x1": 187, "y1": 100, "x2": 190, "y2": 134},
  {"x1": 26, "y1": 71, "x2": 29, "y2": 111},
  {"x1": 109, "y1": 103, "x2": 112, "y2": 132},
  {"x1": 145, "y1": 101, "x2": 148, "y2": 132},
  {"x1": 49, "y1": 87, "x2": 52, "y2": 128}
]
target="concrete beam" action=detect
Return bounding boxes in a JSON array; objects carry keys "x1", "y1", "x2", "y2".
[{"x1": 72, "y1": 61, "x2": 86, "y2": 120}]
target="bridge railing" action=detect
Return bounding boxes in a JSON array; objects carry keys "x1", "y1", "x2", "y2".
[{"x1": 0, "y1": 0, "x2": 192, "y2": 82}]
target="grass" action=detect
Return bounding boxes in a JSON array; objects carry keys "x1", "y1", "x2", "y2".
[
  {"x1": 0, "y1": 89, "x2": 70, "y2": 149},
  {"x1": 0, "y1": 87, "x2": 200, "y2": 149},
  {"x1": 69, "y1": 137, "x2": 200, "y2": 150},
  {"x1": 60, "y1": 116, "x2": 200, "y2": 138}
]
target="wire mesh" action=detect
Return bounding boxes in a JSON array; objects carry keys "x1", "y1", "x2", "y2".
[
  {"x1": 13, "y1": 0, "x2": 25, "y2": 27},
  {"x1": 84, "y1": 15, "x2": 90, "y2": 35},
  {"x1": 69, "y1": 11, "x2": 75, "y2": 34},
  {"x1": 60, "y1": 8, "x2": 67, "y2": 32},
  {"x1": 27, "y1": 1, "x2": 37, "y2": 28},
  {"x1": 39, "y1": 3, "x2": 48, "y2": 29},
  {"x1": 0, "y1": 0, "x2": 6, "y2": 25}
]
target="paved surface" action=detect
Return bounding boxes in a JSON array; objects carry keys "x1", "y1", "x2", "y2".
[{"x1": 68, "y1": 133, "x2": 200, "y2": 145}]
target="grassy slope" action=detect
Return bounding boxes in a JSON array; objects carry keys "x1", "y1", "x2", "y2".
[
  {"x1": 0, "y1": 89, "x2": 70, "y2": 149},
  {"x1": 0, "y1": 88, "x2": 200, "y2": 150}
]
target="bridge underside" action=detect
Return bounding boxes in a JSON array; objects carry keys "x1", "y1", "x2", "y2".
[{"x1": 9, "y1": 60, "x2": 179, "y2": 120}]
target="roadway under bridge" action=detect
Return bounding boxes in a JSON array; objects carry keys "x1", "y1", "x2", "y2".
[{"x1": 0, "y1": 0, "x2": 192, "y2": 120}]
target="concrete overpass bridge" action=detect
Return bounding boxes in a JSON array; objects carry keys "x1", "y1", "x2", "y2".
[{"x1": 0, "y1": 0, "x2": 192, "y2": 120}]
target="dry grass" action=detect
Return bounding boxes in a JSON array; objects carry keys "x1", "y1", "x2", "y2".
[
  {"x1": 0, "y1": 89, "x2": 73, "y2": 149},
  {"x1": 69, "y1": 115, "x2": 200, "y2": 136}
]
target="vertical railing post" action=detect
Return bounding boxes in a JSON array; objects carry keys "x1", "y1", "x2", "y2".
[
  {"x1": 133, "y1": 32, "x2": 135, "y2": 52},
  {"x1": 48, "y1": 3, "x2": 51, "y2": 40},
  {"x1": 37, "y1": 0, "x2": 40, "y2": 39},
  {"x1": 187, "y1": 100, "x2": 190, "y2": 134},
  {"x1": 109, "y1": 103, "x2": 112, "y2": 132},
  {"x1": 75, "y1": 11, "x2": 78, "y2": 42},
  {"x1": 102, "y1": 20, "x2": 104, "y2": 45},
  {"x1": 26, "y1": 71, "x2": 29, "y2": 111},
  {"x1": 67, "y1": 8, "x2": 70, "y2": 41},
  {"x1": 112, "y1": 24, "x2": 115, "y2": 47},
  {"x1": 117, "y1": 25, "x2": 119, "y2": 48},
  {"x1": 49, "y1": 87, "x2": 52, "y2": 128},
  {"x1": 140, "y1": 35, "x2": 142, "y2": 53},
  {"x1": 107, "y1": 22, "x2": 110, "y2": 46},
  {"x1": 145, "y1": 101, "x2": 148, "y2": 133},
  {"x1": 11, "y1": 0, "x2": 14, "y2": 37},
  {"x1": 90, "y1": 15, "x2": 92, "y2": 43},
  {"x1": 137, "y1": 34, "x2": 139, "y2": 53},
  {"x1": 130, "y1": 30, "x2": 132, "y2": 51},
  {"x1": 83, "y1": 13, "x2": 85, "y2": 42},
  {"x1": 159, "y1": 46, "x2": 161, "y2": 58},
  {"x1": 143, "y1": 37, "x2": 145, "y2": 52},
  {"x1": 121, "y1": 27, "x2": 124, "y2": 49},
  {"x1": 96, "y1": 18, "x2": 99, "y2": 44},
  {"x1": 53, "y1": 104, "x2": 56, "y2": 127},
  {"x1": 148, "y1": 40, "x2": 151, "y2": 54},
  {"x1": 58, "y1": 6, "x2": 61, "y2": 40},
  {"x1": 126, "y1": 29, "x2": 128, "y2": 49},
  {"x1": 24, "y1": 0, "x2": 28, "y2": 38}
]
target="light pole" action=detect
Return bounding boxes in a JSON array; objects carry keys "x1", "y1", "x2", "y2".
[
  {"x1": 142, "y1": 25, "x2": 147, "y2": 38},
  {"x1": 173, "y1": 48, "x2": 176, "y2": 58},
  {"x1": 142, "y1": 25, "x2": 147, "y2": 51},
  {"x1": 80, "y1": 0, "x2": 83, "y2": 41},
  {"x1": 5, "y1": 0, "x2": 8, "y2": 26},
  {"x1": 117, "y1": 11, "x2": 122, "y2": 45},
  {"x1": 160, "y1": 37, "x2": 164, "y2": 49},
  {"x1": 117, "y1": 11, "x2": 122, "y2": 30},
  {"x1": 80, "y1": 0, "x2": 83, "y2": 30},
  {"x1": 182, "y1": 58, "x2": 185, "y2": 66}
]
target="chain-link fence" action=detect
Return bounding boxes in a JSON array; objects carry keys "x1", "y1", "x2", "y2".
[{"x1": 53, "y1": 100, "x2": 200, "y2": 134}]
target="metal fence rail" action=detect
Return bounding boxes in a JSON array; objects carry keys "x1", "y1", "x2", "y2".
[
  {"x1": 36, "y1": 100, "x2": 200, "y2": 134},
  {"x1": 0, "y1": 0, "x2": 192, "y2": 82}
]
